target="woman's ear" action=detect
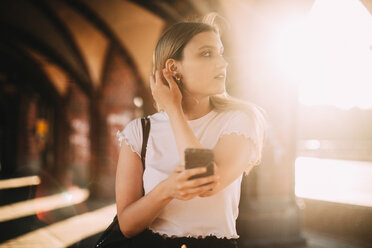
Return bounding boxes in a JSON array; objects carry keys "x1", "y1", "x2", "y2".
[
  {"x1": 165, "y1": 59, "x2": 183, "y2": 86},
  {"x1": 164, "y1": 59, "x2": 178, "y2": 75}
]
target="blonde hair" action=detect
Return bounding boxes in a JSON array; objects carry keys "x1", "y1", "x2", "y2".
[{"x1": 153, "y1": 13, "x2": 266, "y2": 166}]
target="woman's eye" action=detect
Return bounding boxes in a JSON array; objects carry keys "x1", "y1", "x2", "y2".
[{"x1": 202, "y1": 51, "x2": 211, "y2": 57}]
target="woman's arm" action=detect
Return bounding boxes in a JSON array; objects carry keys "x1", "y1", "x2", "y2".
[
  {"x1": 150, "y1": 70, "x2": 203, "y2": 161},
  {"x1": 200, "y1": 133, "x2": 256, "y2": 197},
  {"x1": 150, "y1": 69, "x2": 256, "y2": 197},
  {"x1": 115, "y1": 143, "x2": 169, "y2": 237},
  {"x1": 165, "y1": 115, "x2": 256, "y2": 197},
  {"x1": 116, "y1": 142, "x2": 219, "y2": 237}
]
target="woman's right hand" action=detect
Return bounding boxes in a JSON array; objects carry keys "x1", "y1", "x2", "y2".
[
  {"x1": 161, "y1": 165, "x2": 220, "y2": 201},
  {"x1": 150, "y1": 69, "x2": 182, "y2": 114}
]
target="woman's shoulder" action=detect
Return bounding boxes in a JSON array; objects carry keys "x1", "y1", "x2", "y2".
[
  {"x1": 213, "y1": 109, "x2": 255, "y2": 138},
  {"x1": 124, "y1": 111, "x2": 166, "y2": 128},
  {"x1": 215, "y1": 109, "x2": 251, "y2": 123},
  {"x1": 148, "y1": 111, "x2": 167, "y2": 122}
]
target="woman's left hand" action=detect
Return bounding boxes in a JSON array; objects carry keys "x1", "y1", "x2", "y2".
[{"x1": 150, "y1": 69, "x2": 182, "y2": 114}]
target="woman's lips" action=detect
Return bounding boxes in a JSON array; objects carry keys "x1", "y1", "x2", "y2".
[{"x1": 214, "y1": 73, "x2": 226, "y2": 79}]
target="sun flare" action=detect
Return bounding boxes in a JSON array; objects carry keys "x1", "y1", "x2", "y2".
[{"x1": 272, "y1": 0, "x2": 372, "y2": 110}]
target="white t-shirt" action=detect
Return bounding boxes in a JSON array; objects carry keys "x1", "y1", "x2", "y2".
[{"x1": 117, "y1": 110, "x2": 257, "y2": 239}]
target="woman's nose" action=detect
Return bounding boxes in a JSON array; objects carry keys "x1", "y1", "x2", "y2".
[{"x1": 217, "y1": 56, "x2": 228, "y2": 69}]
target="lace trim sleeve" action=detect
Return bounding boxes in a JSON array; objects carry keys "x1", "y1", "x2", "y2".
[
  {"x1": 148, "y1": 228, "x2": 239, "y2": 240},
  {"x1": 218, "y1": 111, "x2": 260, "y2": 169},
  {"x1": 218, "y1": 130, "x2": 258, "y2": 167},
  {"x1": 116, "y1": 119, "x2": 142, "y2": 157},
  {"x1": 219, "y1": 130, "x2": 257, "y2": 145}
]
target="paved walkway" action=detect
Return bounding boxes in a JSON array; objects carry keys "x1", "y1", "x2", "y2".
[{"x1": 0, "y1": 176, "x2": 370, "y2": 248}]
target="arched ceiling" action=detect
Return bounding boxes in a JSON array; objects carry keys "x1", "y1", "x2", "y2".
[
  {"x1": 0, "y1": 0, "x2": 209, "y2": 98},
  {"x1": 47, "y1": 0, "x2": 109, "y2": 89},
  {"x1": 0, "y1": 0, "x2": 371, "y2": 99},
  {"x1": 77, "y1": 0, "x2": 165, "y2": 87},
  {"x1": 25, "y1": 47, "x2": 70, "y2": 96},
  {"x1": 0, "y1": 0, "x2": 93, "y2": 95},
  {"x1": 0, "y1": 40, "x2": 63, "y2": 104}
]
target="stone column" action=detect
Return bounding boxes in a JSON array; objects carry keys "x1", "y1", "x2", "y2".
[
  {"x1": 16, "y1": 93, "x2": 41, "y2": 175},
  {"x1": 51, "y1": 100, "x2": 71, "y2": 186},
  {"x1": 65, "y1": 83, "x2": 90, "y2": 188},
  {"x1": 89, "y1": 95, "x2": 111, "y2": 199},
  {"x1": 89, "y1": 45, "x2": 143, "y2": 200},
  {"x1": 220, "y1": 1, "x2": 311, "y2": 246},
  {"x1": 237, "y1": 80, "x2": 306, "y2": 247}
]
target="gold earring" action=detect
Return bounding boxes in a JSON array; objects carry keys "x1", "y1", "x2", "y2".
[{"x1": 175, "y1": 73, "x2": 182, "y2": 82}]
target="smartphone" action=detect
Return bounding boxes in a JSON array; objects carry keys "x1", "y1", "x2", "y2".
[{"x1": 184, "y1": 148, "x2": 214, "y2": 180}]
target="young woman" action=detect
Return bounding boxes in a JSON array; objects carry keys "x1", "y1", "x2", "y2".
[{"x1": 116, "y1": 16, "x2": 266, "y2": 248}]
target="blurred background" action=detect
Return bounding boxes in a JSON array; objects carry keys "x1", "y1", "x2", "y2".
[{"x1": 0, "y1": 0, "x2": 371, "y2": 247}]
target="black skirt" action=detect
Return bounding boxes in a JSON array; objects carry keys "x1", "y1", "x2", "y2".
[{"x1": 130, "y1": 229, "x2": 238, "y2": 248}]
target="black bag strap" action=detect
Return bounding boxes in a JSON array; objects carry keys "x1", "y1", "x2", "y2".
[{"x1": 140, "y1": 116, "x2": 151, "y2": 170}]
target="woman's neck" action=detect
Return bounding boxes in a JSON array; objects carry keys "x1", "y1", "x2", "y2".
[{"x1": 182, "y1": 95, "x2": 212, "y2": 120}]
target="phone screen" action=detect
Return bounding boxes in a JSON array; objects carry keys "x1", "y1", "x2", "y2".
[{"x1": 184, "y1": 148, "x2": 214, "y2": 180}]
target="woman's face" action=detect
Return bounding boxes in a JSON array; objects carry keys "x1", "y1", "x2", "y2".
[{"x1": 176, "y1": 31, "x2": 228, "y2": 98}]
